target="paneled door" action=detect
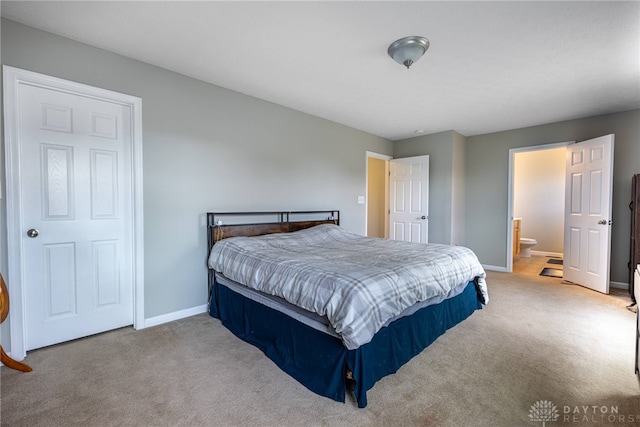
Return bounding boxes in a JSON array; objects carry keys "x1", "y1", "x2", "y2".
[
  {"x1": 4, "y1": 68, "x2": 141, "y2": 352},
  {"x1": 563, "y1": 134, "x2": 614, "y2": 294},
  {"x1": 389, "y1": 156, "x2": 429, "y2": 243}
]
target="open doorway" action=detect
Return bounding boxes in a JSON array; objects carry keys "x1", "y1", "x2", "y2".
[
  {"x1": 366, "y1": 152, "x2": 391, "y2": 238},
  {"x1": 508, "y1": 142, "x2": 570, "y2": 274}
]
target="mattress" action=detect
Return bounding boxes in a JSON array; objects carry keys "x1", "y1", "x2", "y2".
[
  {"x1": 208, "y1": 224, "x2": 488, "y2": 349},
  {"x1": 215, "y1": 272, "x2": 471, "y2": 338}
]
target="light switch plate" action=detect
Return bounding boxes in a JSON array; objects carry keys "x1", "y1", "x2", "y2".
[{"x1": 357, "y1": 195, "x2": 365, "y2": 204}]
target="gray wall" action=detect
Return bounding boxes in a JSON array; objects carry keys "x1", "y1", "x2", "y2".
[
  {"x1": 465, "y1": 109, "x2": 640, "y2": 284},
  {"x1": 0, "y1": 20, "x2": 393, "y2": 346},
  {"x1": 394, "y1": 130, "x2": 466, "y2": 245},
  {"x1": 451, "y1": 131, "x2": 466, "y2": 246}
]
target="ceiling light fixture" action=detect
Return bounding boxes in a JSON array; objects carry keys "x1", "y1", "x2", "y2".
[{"x1": 387, "y1": 36, "x2": 430, "y2": 69}]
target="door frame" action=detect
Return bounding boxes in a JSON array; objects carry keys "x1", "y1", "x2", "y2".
[
  {"x1": 3, "y1": 66, "x2": 144, "y2": 360},
  {"x1": 507, "y1": 141, "x2": 573, "y2": 272}
]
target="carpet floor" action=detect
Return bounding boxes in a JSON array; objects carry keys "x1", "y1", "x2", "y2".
[{"x1": 1, "y1": 270, "x2": 639, "y2": 427}]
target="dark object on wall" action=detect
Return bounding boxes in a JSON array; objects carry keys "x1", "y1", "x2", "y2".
[{"x1": 630, "y1": 174, "x2": 640, "y2": 306}]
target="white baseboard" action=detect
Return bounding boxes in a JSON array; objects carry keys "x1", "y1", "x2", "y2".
[
  {"x1": 530, "y1": 250, "x2": 563, "y2": 258},
  {"x1": 610, "y1": 281, "x2": 629, "y2": 291},
  {"x1": 142, "y1": 304, "x2": 208, "y2": 329},
  {"x1": 483, "y1": 264, "x2": 508, "y2": 273},
  {"x1": 1, "y1": 305, "x2": 211, "y2": 366}
]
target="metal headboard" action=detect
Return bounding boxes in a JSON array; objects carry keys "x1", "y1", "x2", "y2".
[{"x1": 205, "y1": 210, "x2": 340, "y2": 299}]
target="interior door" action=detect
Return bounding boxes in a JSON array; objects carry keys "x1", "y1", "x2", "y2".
[
  {"x1": 563, "y1": 134, "x2": 614, "y2": 294},
  {"x1": 18, "y1": 81, "x2": 134, "y2": 350},
  {"x1": 389, "y1": 155, "x2": 429, "y2": 243}
]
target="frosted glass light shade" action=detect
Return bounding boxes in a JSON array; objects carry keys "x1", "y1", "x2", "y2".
[{"x1": 387, "y1": 36, "x2": 430, "y2": 69}]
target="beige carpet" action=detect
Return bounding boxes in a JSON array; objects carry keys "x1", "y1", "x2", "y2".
[{"x1": 1, "y1": 270, "x2": 639, "y2": 427}]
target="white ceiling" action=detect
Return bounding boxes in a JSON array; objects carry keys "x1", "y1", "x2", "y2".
[{"x1": 2, "y1": 1, "x2": 639, "y2": 140}]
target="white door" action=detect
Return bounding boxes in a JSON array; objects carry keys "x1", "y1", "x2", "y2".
[
  {"x1": 7, "y1": 71, "x2": 138, "y2": 351},
  {"x1": 389, "y1": 156, "x2": 429, "y2": 243},
  {"x1": 563, "y1": 134, "x2": 614, "y2": 294}
]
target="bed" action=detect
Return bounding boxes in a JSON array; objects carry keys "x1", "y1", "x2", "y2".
[{"x1": 206, "y1": 210, "x2": 488, "y2": 408}]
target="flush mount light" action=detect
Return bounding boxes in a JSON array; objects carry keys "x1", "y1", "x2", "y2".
[{"x1": 387, "y1": 36, "x2": 430, "y2": 69}]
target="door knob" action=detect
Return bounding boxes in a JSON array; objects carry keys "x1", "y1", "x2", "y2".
[
  {"x1": 26, "y1": 229, "x2": 39, "y2": 238},
  {"x1": 420, "y1": 216, "x2": 427, "y2": 220},
  {"x1": 597, "y1": 220, "x2": 609, "y2": 225}
]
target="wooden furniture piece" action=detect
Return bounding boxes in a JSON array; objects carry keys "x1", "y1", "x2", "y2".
[
  {"x1": 630, "y1": 174, "x2": 640, "y2": 305},
  {"x1": 0, "y1": 274, "x2": 32, "y2": 372}
]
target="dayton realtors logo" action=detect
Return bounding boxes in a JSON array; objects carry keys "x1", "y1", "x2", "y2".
[
  {"x1": 529, "y1": 400, "x2": 639, "y2": 425},
  {"x1": 529, "y1": 400, "x2": 560, "y2": 426}
]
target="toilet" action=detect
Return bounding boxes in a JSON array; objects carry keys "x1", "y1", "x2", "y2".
[{"x1": 519, "y1": 238, "x2": 537, "y2": 258}]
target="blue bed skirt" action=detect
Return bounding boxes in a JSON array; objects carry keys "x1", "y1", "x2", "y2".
[{"x1": 209, "y1": 278, "x2": 482, "y2": 408}]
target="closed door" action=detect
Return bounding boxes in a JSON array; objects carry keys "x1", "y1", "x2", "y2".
[
  {"x1": 563, "y1": 134, "x2": 614, "y2": 294},
  {"x1": 389, "y1": 156, "x2": 429, "y2": 243},
  {"x1": 18, "y1": 82, "x2": 134, "y2": 350}
]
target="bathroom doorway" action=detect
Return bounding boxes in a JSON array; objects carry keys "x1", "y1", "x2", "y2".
[{"x1": 508, "y1": 142, "x2": 570, "y2": 273}]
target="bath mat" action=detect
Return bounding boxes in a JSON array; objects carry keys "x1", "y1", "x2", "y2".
[
  {"x1": 547, "y1": 258, "x2": 563, "y2": 265},
  {"x1": 540, "y1": 267, "x2": 563, "y2": 278}
]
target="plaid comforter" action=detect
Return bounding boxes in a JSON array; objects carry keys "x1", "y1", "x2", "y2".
[{"x1": 208, "y1": 224, "x2": 488, "y2": 350}]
